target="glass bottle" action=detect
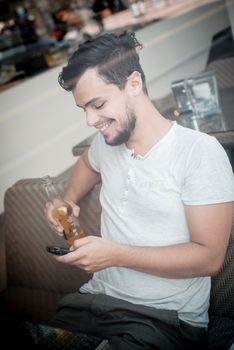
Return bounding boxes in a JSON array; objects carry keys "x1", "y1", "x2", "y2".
[{"x1": 41, "y1": 175, "x2": 84, "y2": 245}]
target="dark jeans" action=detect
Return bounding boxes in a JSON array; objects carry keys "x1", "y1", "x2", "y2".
[{"x1": 51, "y1": 292, "x2": 207, "y2": 350}]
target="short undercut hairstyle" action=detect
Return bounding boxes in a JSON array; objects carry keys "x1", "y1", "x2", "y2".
[{"x1": 58, "y1": 31, "x2": 148, "y2": 95}]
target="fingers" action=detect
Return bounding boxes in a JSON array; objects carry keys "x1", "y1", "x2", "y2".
[
  {"x1": 71, "y1": 235, "x2": 93, "y2": 249},
  {"x1": 52, "y1": 236, "x2": 111, "y2": 273},
  {"x1": 44, "y1": 200, "x2": 64, "y2": 234},
  {"x1": 45, "y1": 202, "x2": 56, "y2": 224},
  {"x1": 53, "y1": 246, "x2": 80, "y2": 265},
  {"x1": 72, "y1": 205, "x2": 80, "y2": 217},
  {"x1": 55, "y1": 237, "x2": 93, "y2": 262},
  {"x1": 64, "y1": 199, "x2": 80, "y2": 217}
]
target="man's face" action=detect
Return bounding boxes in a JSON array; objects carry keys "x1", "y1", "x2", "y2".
[{"x1": 73, "y1": 68, "x2": 136, "y2": 146}]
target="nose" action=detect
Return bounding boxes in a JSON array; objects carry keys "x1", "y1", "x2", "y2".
[{"x1": 86, "y1": 110, "x2": 99, "y2": 127}]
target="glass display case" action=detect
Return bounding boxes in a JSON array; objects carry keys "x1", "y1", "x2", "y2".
[{"x1": 171, "y1": 71, "x2": 221, "y2": 119}]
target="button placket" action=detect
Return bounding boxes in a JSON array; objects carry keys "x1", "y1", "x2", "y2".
[{"x1": 118, "y1": 167, "x2": 134, "y2": 215}]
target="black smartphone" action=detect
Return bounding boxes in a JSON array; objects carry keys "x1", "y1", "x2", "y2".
[{"x1": 46, "y1": 246, "x2": 70, "y2": 255}]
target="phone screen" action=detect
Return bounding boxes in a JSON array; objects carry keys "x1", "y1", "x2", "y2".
[{"x1": 46, "y1": 246, "x2": 70, "y2": 255}]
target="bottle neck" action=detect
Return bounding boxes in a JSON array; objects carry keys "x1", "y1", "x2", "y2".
[{"x1": 41, "y1": 175, "x2": 60, "y2": 201}]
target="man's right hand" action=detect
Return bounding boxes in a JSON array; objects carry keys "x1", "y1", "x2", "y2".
[
  {"x1": 44, "y1": 198, "x2": 81, "y2": 236},
  {"x1": 44, "y1": 197, "x2": 68, "y2": 235}
]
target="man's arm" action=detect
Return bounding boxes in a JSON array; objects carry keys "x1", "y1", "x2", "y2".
[
  {"x1": 64, "y1": 149, "x2": 101, "y2": 205},
  {"x1": 114, "y1": 202, "x2": 233, "y2": 277},
  {"x1": 57, "y1": 201, "x2": 233, "y2": 278},
  {"x1": 45, "y1": 149, "x2": 101, "y2": 233}
]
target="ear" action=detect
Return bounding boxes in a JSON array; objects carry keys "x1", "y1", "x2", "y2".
[{"x1": 125, "y1": 71, "x2": 143, "y2": 95}]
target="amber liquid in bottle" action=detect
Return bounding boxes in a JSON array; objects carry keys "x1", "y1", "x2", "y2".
[
  {"x1": 42, "y1": 175, "x2": 84, "y2": 245},
  {"x1": 52, "y1": 205, "x2": 84, "y2": 245}
]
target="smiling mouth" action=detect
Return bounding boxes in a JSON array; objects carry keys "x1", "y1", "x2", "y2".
[{"x1": 97, "y1": 120, "x2": 113, "y2": 132}]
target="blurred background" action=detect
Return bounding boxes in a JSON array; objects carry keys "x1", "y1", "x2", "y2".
[
  {"x1": 1, "y1": 0, "x2": 234, "y2": 213},
  {"x1": 0, "y1": 0, "x2": 131, "y2": 86}
]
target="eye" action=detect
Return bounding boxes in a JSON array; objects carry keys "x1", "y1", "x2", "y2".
[{"x1": 94, "y1": 102, "x2": 105, "y2": 110}]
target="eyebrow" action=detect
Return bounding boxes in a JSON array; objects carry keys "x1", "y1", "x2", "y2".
[{"x1": 76, "y1": 97, "x2": 102, "y2": 110}]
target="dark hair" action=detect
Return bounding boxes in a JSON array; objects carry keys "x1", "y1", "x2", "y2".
[{"x1": 58, "y1": 31, "x2": 148, "y2": 95}]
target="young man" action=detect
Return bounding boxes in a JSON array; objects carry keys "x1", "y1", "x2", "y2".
[{"x1": 46, "y1": 31, "x2": 234, "y2": 349}]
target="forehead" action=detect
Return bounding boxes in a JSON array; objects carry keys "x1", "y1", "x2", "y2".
[
  {"x1": 73, "y1": 68, "x2": 120, "y2": 104},
  {"x1": 74, "y1": 68, "x2": 109, "y2": 96}
]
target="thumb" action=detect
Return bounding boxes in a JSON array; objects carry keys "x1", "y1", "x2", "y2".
[
  {"x1": 64, "y1": 198, "x2": 80, "y2": 217},
  {"x1": 72, "y1": 204, "x2": 80, "y2": 217}
]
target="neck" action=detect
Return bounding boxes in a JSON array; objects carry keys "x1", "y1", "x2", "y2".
[{"x1": 126, "y1": 96, "x2": 172, "y2": 156}]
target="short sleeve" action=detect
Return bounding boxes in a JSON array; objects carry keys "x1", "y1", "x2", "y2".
[
  {"x1": 88, "y1": 133, "x2": 103, "y2": 173},
  {"x1": 181, "y1": 135, "x2": 234, "y2": 205}
]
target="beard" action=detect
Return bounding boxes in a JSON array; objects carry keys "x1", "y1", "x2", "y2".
[{"x1": 104, "y1": 107, "x2": 136, "y2": 146}]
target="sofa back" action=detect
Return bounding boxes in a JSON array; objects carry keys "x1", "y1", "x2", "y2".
[{"x1": 3, "y1": 167, "x2": 101, "y2": 295}]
